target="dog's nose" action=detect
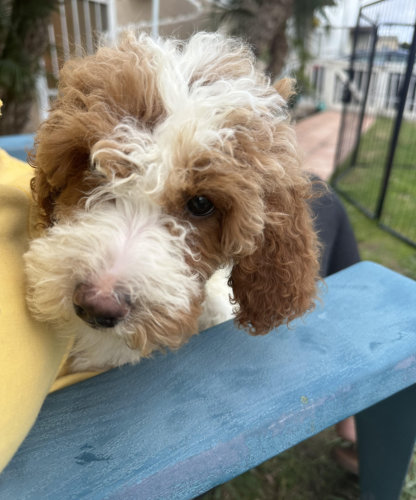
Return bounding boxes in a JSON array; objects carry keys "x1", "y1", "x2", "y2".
[{"x1": 73, "y1": 283, "x2": 130, "y2": 328}]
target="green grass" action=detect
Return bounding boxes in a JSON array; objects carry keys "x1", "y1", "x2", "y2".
[
  {"x1": 344, "y1": 202, "x2": 416, "y2": 280},
  {"x1": 201, "y1": 428, "x2": 360, "y2": 500},
  {"x1": 334, "y1": 117, "x2": 416, "y2": 244}
]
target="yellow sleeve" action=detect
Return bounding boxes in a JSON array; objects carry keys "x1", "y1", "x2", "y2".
[{"x1": 0, "y1": 149, "x2": 71, "y2": 471}]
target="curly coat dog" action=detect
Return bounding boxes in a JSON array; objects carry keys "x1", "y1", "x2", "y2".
[{"x1": 24, "y1": 32, "x2": 320, "y2": 372}]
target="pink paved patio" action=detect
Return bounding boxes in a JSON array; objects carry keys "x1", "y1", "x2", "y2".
[
  {"x1": 295, "y1": 110, "x2": 341, "y2": 182},
  {"x1": 295, "y1": 110, "x2": 375, "y2": 181}
]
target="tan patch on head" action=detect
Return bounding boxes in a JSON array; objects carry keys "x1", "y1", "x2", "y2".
[{"x1": 31, "y1": 36, "x2": 166, "y2": 225}]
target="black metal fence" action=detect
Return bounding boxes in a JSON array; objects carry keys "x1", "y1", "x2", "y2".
[{"x1": 333, "y1": 0, "x2": 416, "y2": 248}]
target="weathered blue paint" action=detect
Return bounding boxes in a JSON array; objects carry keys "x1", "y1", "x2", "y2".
[
  {"x1": 1, "y1": 262, "x2": 415, "y2": 499},
  {"x1": 0, "y1": 134, "x2": 35, "y2": 161}
]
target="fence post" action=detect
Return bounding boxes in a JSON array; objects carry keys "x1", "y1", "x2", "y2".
[
  {"x1": 375, "y1": 20, "x2": 416, "y2": 220},
  {"x1": 152, "y1": 0, "x2": 160, "y2": 39},
  {"x1": 334, "y1": 9, "x2": 362, "y2": 170},
  {"x1": 350, "y1": 24, "x2": 378, "y2": 167}
]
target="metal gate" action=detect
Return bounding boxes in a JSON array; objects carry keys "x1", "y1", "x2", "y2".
[{"x1": 333, "y1": 0, "x2": 416, "y2": 248}]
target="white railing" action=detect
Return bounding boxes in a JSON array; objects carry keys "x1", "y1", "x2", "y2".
[
  {"x1": 118, "y1": 0, "x2": 204, "y2": 40},
  {"x1": 37, "y1": 0, "x2": 116, "y2": 121},
  {"x1": 308, "y1": 58, "x2": 416, "y2": 121}
]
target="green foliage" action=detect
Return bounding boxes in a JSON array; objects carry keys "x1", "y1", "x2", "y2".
[
  {"x1": 292, "y1": 0, "x2": 336, "y2": 67},
  {"x1": 0, "y1": 0, "x2": 57, "y2": 100},
  {"x1": 0, "y1": 0, "x2": 58, "y2": 133},
  {"x1": 0, "y1": 45, "x2": 36, "y2": 98}
]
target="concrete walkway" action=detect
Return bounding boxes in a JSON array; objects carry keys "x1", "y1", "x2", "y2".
[{"x1": 295, "y1": 110, "x2": 341, "y2": 181}]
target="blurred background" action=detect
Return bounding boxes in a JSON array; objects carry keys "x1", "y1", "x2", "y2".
[
  {"x1": 1, "y1": 0, "x2": 415, "y2": 497},
  {"x1": 0, "y1": 0, "x2": 389, "y2": 134}
]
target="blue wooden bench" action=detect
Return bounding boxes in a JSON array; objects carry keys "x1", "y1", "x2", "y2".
[
  {"x1": 0, "y1": 133, "x2": 35, "y2": 162},
  {"x1": 0, "y1": 261, "x2": 415, "y2": 499}
]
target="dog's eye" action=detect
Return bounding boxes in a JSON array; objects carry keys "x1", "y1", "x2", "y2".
[{"x1": 186, "y1": 196, "x2": 215, "y2": 217}]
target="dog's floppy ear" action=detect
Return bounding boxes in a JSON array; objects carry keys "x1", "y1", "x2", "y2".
[
  {"x1": 228, "y1": 179, "x2": 320, "y2": 336},
  {"x1": 274, "y1": 78, "x2": 296, "y2": 103},
  {"x1": 29, "y1": 38, "x2": 166, "y2": 226}
]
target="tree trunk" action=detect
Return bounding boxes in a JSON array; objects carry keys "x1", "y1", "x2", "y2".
[
  {"x1": 0, "y1": 96, "x2": 33, "y2": 135},
  {"x1": 247, "y1": 0, "x2": 294, "y2": 79}
]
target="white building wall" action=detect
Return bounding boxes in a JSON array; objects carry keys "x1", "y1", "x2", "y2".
[
  {"x1": 305, "y1": 0, "x2": 416, "y2": 120},
  {"x1": 311, "y1": 0, "x2": 361, "y2": 61}
]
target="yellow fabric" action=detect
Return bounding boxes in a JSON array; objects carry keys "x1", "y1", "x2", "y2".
[{"x1": 0, "y1": 149, "x2": 99, "y2": 472}]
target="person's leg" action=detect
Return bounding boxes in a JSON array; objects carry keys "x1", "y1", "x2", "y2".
[
  {"x1": 337, "y1": 416, "x2": 357, "y2": 442},
  {"x1": 333, "y1": 417, "x2": 359, "y2": 475},
  {"x1": 310, "y1": 182, "x2": 360, "y2": 278}
]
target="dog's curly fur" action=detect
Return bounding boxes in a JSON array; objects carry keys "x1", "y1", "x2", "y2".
[{"x1": 24, "y1": 32, "x2": 320, "y2": 371}]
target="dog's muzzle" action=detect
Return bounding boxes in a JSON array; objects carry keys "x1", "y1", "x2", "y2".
[{"x1": 73, "y1": 283, "x2": 130, "y2": 329}]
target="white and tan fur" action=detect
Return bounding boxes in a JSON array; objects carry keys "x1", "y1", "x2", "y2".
[{"x1": 24, "y1": 32, "x2": 320, "y2": 372}]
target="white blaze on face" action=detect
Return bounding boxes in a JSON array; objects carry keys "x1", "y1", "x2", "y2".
[
  {"x1": 88, "y1": 33, "x2": 287, "y2": 198},
  {"x1": 24, "y1": 174, "x2": 200, "y2": 326}
]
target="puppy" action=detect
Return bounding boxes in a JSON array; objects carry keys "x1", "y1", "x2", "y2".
[{"x1": 24, "y1": 32, "x2": 320, "y2": 372}]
